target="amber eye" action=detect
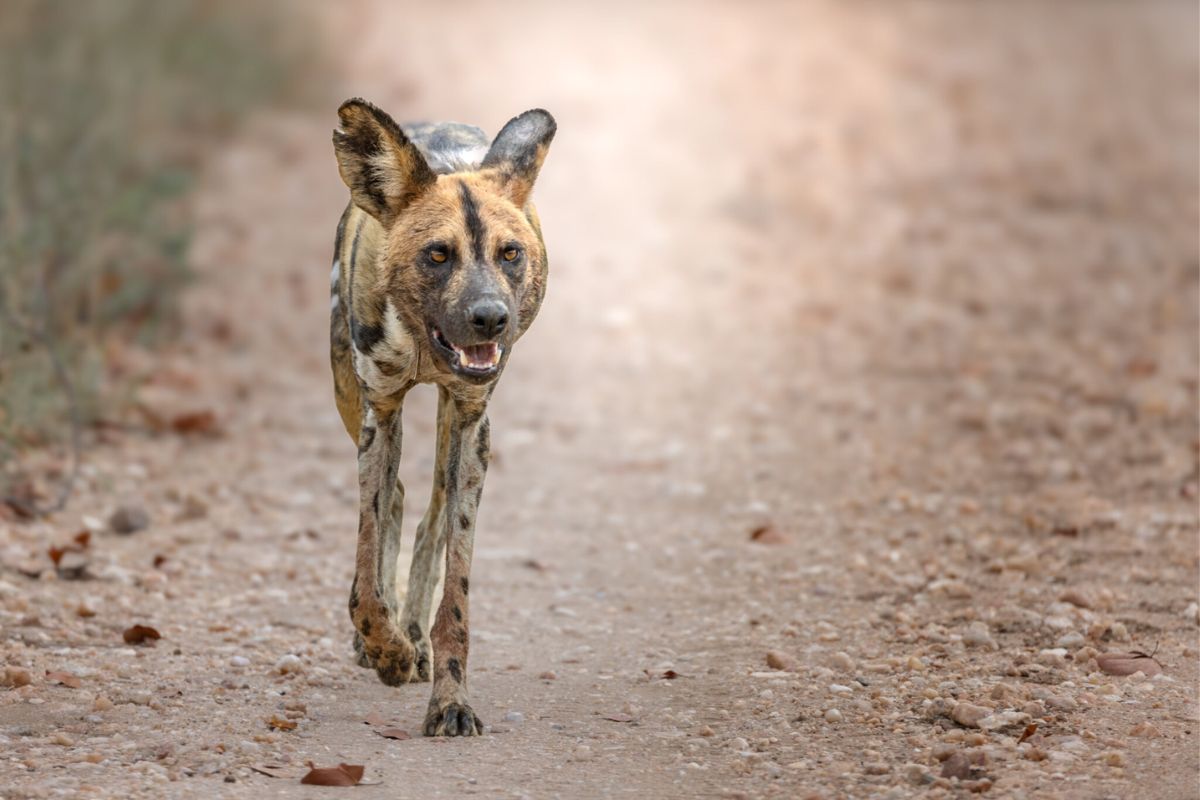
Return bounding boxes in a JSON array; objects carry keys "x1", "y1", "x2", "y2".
[
  {"x1": 502, "y1": 247, "x2": 520, "y2": 262},
  {"x1": 429, "y1": 249, "x2": 448, "y2": 264}
]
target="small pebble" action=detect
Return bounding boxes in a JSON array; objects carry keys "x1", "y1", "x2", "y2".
[
  {"x1": 765, "y1": 650, "x2": 794, "y2": 671},
  {"x1": 829, "y1": 652, "x2": 854, "y2": 672},
  {"x1": 275, "y1": 654, "x2": 303, "y2": 675},
  {"x1": 109, "y1": 505, "x2": 150, "y2": 534},
  {"x1": 824, "y1": 708, "x2": 843, "y2": 723},
  {"x1": 230, "y1": 656, "x2": 250, "y2": 667},
  {"x1": 503, "y1": 711, "x2": 524, "y2": 724},
  {"x1": 2, "y1": 667, "x2": 32, "y2": 688},
  {"x1": 1056, "y1": 631, "x2": 1085, "y2": 649},
  {"x1": 92, "y1": 695, "x2": 114, "y2": 712}
]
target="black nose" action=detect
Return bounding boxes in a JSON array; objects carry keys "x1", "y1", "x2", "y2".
[{"x1": 467, "y1": 299, "x2": 508, "y2": 338}]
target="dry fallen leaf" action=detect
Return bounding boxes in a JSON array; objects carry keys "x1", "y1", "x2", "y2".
[
  {"x1": 373, "y1": 727, "x2": 410, "y2": 740},
  {"x1": 170, "y1": 410, "x2": 220, "y2": 436},
  {"x1": 602, "y1": 713, "x2": 633, "y2": 723},
  {"x1": 45, "y1": 670, "x2": 82, "y2": 688},
  {"x1": 300, "y1": 762, "x2": 365, "y2": 786},
  {"x1": 123, "y1": 624, "x2": 162, "y2": 645},
  {"x1": 267, "y1": 715, "x2": 297, "y2": 731},
  {"x1": 1017, "y1": 723, "x2": 1038, "y2": 744},
  {"x1": 644, "y1": 668, "x2": 682, "y2": 680},
  {"x1": 749, "y1": 524, "x2": 789, "y2": 544},
  {"x1": 363, "y1": 711, "x2": 388, "y2": 726},
  {"x1": 1096, "y1": 651, "x2": 1162, "y2": 677}
]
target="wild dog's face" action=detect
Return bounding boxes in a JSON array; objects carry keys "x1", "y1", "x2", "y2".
[{"x1": 333, "y1": 100, "x2": 555, "y2": 384}]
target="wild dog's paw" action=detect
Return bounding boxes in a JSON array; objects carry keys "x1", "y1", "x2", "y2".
[
  {"x1": 351, "y1": 632, "x2": 371, "y2": 669},
  {"x1": 405, "y1": 622, "x2": 432, "y2": 682},
  {"x1": 366, "y1": 631, "x2": 417, "y2": 686},
  {"x1": 423, "y1": 699, "x2": 483, "y2": 737},
  {"x1": 355, "y1": 616, "x2": 418, "y2": 685}
]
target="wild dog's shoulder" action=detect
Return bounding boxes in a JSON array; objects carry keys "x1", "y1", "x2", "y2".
[{"x1": 402, "y1": 122, "x2": 489, "y2": 176}]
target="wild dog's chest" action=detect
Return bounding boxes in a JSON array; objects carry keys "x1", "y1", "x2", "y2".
[{"x1": 335, "y1": 208, "x2": 433, "y2": 397}]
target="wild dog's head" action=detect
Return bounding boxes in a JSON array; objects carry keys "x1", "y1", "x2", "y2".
[{"x1": 333, "y1": 98, "x2": 555, "y2": 383}]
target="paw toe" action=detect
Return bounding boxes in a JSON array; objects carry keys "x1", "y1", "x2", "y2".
[{"x1": 424, "y1": 703, "x2": 482, "y2": 737}]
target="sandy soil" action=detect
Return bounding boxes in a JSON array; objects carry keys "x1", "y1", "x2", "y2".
[{"x1": 2, "y1": 2, "x2": 1198, "y2": 798}]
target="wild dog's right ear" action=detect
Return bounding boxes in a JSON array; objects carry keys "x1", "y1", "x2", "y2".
[
  {"x1": 481, "y1": 109, "x2": 556, "y2": 208},
  {"x1": 333, "y1": 98, "x2": 436, "y2": 225}
]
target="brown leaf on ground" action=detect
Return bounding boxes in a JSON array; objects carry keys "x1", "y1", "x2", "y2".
[
  {"x1": 300, "y1": 763, "x2": 365, "y2": 786},
  {"x1": 267, "y1": 715, "x2": 298, "y2": 731},
  {"x1": 749, "y1": 524, "x2": 789, "y2": 544},
  {"x1": 123, "y1": 624, "x2": 161, "y2": 645},
  {"x1": 170, "y1": 410, "x2": 221, "y2": 436},
  {"x1": 602, "y1": 713, "x2": 633, "y2": 723},
  {"x1": 48, "y1": 530, "x2": 92, "y2": 566},
  {"x1": 1096, "y1": 651, "x2": 1162, "y2": 676},
  {"x1": 645, "y1": 668, "x2": 682, "y2": 680},
  {"x1": 153, "y1": 554, "x2": 168, "y2": 568},
  {"x1": 45, "y1": 670, "x2": 82, "y2": 688},
  {"x1": 363, "y1": 711, "x2": 388, "y2": 726},
  {"x1": 1017, "y1": 723, "x2": 1038, "y2": 744},
  {"x1": 373, "y1": 727, "x2": 410, "y2": 740}
]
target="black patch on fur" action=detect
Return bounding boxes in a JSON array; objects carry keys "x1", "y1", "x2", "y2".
[
  {"x1": 359, "y1": 425, "x2": 376, "y2": 454},
  {"x1": 408, "y1": 622, "x2": 422, "y2": 642},
  {"x1": 372, "y1": 490, "x2": 379, "y2": 517},
  {"x1": 458, "y1": 182, "x2": 487, "y2": 262},
  {"x1": 448, "y1": 657, "x2": 462, "y2": 683},
  {"x1": 460, "y1": 576, "x2": 469, "y2": 595},
  {"x1": 351, "y1": 317, "x2": 385, "y2": 353},
  {"x1": 476, "y1": 419, "x2": 491, "y2": 464},
  {"x1": 347, "y1": 215, "x2": 365, "y2": 318},
  {"x1": 452, "y1": 605, "x2": 462, "y2": 622},
  {"x1": 459, "y1": 513, "x2": 470, "y2": 529},
  {"x1": 360, "y1": 617, "x2": 371, "y2": 638}
]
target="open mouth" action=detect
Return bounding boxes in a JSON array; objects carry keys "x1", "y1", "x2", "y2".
[{"x1": 431, "y1": 327, "x2": 503, "y2": 376}]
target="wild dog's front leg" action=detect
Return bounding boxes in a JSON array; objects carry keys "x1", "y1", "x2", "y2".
[
  {"x1": 400, "y1": 386, "x2": 452, "y2": 681},
  {"x1": 423, "y1": 404, "x2": 489, "y2": 736},
  {"x1": 349, "y1": 405, "x2": 417, "y2": 686}
]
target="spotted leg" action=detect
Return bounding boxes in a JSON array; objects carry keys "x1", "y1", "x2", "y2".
[
  {"x1": 349, "y1": 403, "x2": 417, "y2": 686},
  {"x1": 399, "y1": 386, "x2": 452, "y2": 681},
  {"x1": 423, "y1": 398, "x2": 489, "y2": 736}
]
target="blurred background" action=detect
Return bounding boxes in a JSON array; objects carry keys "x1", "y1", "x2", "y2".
[{"x1": 0, "y1": 1, "x2": 1196, "y2": 796}]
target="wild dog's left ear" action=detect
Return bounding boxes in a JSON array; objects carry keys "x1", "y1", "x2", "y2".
[
  {"x1": 481, "y1": 109, "x2": 556, "y2": 207},
  {"x1": 333, "y1": 98, "x2": 437, "y2": 226}
]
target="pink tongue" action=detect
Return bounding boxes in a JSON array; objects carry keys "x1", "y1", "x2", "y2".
[{"x1": 462, "y1": 343, "x2": 497, "y2": 366}]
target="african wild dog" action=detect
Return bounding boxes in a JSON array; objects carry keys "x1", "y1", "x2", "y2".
[{"x1": 329, "y1": 99, "x2": 555, "y2": 736}]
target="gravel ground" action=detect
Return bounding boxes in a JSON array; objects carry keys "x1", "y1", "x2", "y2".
[{"x1": 2, "y1": 2, "x2": 1197, "y2": 798}]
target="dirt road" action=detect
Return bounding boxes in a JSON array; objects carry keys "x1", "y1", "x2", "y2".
[{"x1": 2, "y1": 2, "x2": 1198, "y2": 798}]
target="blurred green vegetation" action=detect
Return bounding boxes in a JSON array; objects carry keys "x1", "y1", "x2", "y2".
[{"x1": 0, "y1": 1, "x2": 316, "y2": 459}]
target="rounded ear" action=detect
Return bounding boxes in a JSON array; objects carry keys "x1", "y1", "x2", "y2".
[
  {"x1": 333, "y1": 98, "x2": 436, "y2": 225},
  {"x1": 481, "y1": 109, "x2": 556, "y2": 207}
]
